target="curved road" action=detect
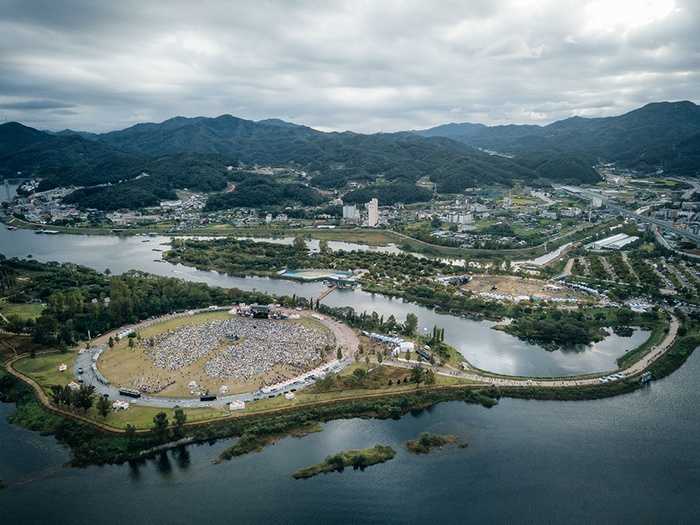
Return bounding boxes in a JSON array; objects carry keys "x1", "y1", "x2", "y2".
[{"x1": 389, "y1": 312, "x2": 679, "y2": 389}]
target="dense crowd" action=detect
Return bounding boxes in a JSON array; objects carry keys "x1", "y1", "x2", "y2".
[{"x1": 145, "y1": 317, "x2": 333, "y2": 383}]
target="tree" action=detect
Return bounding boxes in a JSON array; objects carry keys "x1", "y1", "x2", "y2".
[
  {"x1": 410, "y1": 365, "x2": 425, "y2": 385},
  {"x1": 424, "y1": 369, "x2": 436, "y2": 385},
  {"x1": 72, "y1": 384, "x2": 96, "y2": 412},
  {"x1": 128, "y1": 337, "x2": 135, "y2": 349},
  {"x1": 336, "y1": 347, "x2": 343, "y2": 360},
  {"x1": 377, "y1": 352, "x2": 383, "y2": 364},
  {"x1": 153, "y1": 412, "x2": 170, "y2": 440},
  {"x1": 404, "y1": 313, "x2": 418, "y2": 336},
  {"x1": 104, "y1": 268, "x2": 111, "y2": 276},
  {"x1": 97, "y1": 395, "x2": 111, "y2": 418},
  {"x1": 173, "y1": 408, "x2": 187, "y2": 438},
  {"x1": 108, "y1": 336, "x2": 114, "y2": 348},
  {"x1": 352, "y1": 368, "x2": 368, "y2": 383},
  {"x1": 319, "y1": 239, "x2": 330, "y2": 255},
  {"x1": 125, "y1": 424, "x2": 137, "y2": 450},
  {"x1": 293, "y1": 235, "x2": 307, "y2": 252},
  {"x1": 50, "y1": 384, "x2": 70, "y2": 406},
  {"x1": 617, "y1": 307, "x2": 635, "y2": 325}
]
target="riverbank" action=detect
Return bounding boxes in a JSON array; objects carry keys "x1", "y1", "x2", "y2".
[
  {"x1": 1, "y1": 215, "x2": 609, "y2": 260},
  {"x1": 2, "y1": 308, "x2": 694, "y2": 468}
]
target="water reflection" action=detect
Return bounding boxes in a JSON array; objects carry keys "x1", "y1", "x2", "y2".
[
  {"x1": 173, "y1": 447, "x2": 191, "y2": 470},
  {"x1": 156, "y1": 452, "x2": 173, "y2": 477}
]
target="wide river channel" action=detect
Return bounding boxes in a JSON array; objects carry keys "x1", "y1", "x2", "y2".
[{"x1": 1, "y1": 183, "x2": 699, "y2": 523}]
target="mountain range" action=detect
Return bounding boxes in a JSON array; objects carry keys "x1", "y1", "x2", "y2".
[
  {"x1": 0, "y1": 101, "x2": 698, "y2": 210},
  {"x1": 416, "y1": 101, "x2": 700, "y2": 175}
]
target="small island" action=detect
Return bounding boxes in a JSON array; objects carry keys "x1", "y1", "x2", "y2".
[
  {"x1": 405, "y1": 433, "x2": 461, "y2": 454},
  {"x1": 292, "y1": 445, "x2": 396, "y2": 479}
]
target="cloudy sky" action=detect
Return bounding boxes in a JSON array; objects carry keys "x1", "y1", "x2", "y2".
[{"x1": 1, "y1": 0, "x2": 698, "y2": 133}]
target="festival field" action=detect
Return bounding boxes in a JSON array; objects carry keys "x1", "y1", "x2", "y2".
[{"x1": 98, "y1": 311, "x2": 335, "y2": 398}]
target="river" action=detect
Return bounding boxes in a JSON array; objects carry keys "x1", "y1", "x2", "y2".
[
  {"x1": 0, "y1": 221, "x2": 647, "y2": 377},
  {"x1": 2, "y1": 182, "x2": 699, "y2": 523}
]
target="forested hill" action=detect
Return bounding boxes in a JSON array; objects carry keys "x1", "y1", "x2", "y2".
[
  {"x1": 416, "y1": 101, "x2": 700, "y2": 175},
  {"x1": 0, "y1": 115, "x2": 602, "y2": 207}
]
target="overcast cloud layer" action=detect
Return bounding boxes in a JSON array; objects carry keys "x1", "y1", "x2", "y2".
[{"x1": 1, "y1": 0, "x2": 698, "y2": 133}]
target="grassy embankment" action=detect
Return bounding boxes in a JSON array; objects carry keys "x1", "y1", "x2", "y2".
[
  {"x1": 616, "y1": 320, "x2": 668, "y2": 369},
  {"x1": 292, "y1": 445, "x2": 396, "y2": 479},
  {"x1": 9, "y1": 346, "x2": 478, "y2": 432},
  {"x1": 3, "y1": 321, "x2": 697, "y2": 468}
]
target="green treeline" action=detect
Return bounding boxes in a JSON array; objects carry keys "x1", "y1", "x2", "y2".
[
  {"x1": 164, "y1": 237, "x2": 462, "y2": 279},
  {"x1": 503, "y1": 307, "x2": 661, "y2": 348},
  {"x1": 0, "y1": 256, "x2": 274, "y2": 347}
]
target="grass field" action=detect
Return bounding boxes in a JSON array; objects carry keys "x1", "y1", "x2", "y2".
[
  {"x1": 0, "y1": 301, "x2": 45, "y2": 320},
  {"x1": 13, "y1": 353, "x2": 76, "y2": 393}
]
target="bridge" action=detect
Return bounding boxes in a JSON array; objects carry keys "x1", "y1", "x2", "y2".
[{"x1": 317, "y1": 285, "x2": 337, "y2": 302}]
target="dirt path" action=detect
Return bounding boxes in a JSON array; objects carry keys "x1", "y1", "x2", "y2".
[
  {"x1": 621, "y1": 252, "x2": 640, "y2": 283},
  {"x1": 599, "y1": 256, "x2": 618, "y2": 280}
]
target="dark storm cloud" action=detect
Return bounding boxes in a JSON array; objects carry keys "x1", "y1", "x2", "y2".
[
  {"x1": 0, "y1": 0, "x2": 698, "y2": 132},
  {"x1": 0, "y1": 99, "x2": 75, "y2": 110}
]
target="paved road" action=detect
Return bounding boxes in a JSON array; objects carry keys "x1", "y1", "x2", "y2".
[{"x1": 559, "y1": 186, "x2": 700, "y2": 245}]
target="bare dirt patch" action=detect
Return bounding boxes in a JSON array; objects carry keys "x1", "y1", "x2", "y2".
[{"x1": 463, "y1": 274, "x2": 590, "y2": 303}]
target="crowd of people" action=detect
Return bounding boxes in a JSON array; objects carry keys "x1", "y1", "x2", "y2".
[{"x1": 145, "y1": 316, "x2": 334, "y2": 384}]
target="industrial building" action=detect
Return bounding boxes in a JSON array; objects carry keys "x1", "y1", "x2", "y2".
[{"x1": 589, "y1": 233, "x2": 639, "y2": 250}]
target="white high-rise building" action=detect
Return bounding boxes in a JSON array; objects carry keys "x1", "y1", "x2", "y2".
[
  {"x1": 342, "y1": 204, "x2": 360, "y2": 222},
  {"x1": 366, "y1": 198, "x2": 379, "y2": 227}
]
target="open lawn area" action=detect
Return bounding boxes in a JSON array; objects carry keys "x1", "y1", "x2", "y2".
[
  {"x1": 0, "y1": 301, "x2": 45, "y2": 320},
  {"x1": 13, "y1": 352, "x2": 77, "y2": 392}
]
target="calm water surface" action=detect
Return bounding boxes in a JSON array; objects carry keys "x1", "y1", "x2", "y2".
[{"x1": 2, "y1": 351, "x2": 700, "y2": 524}]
